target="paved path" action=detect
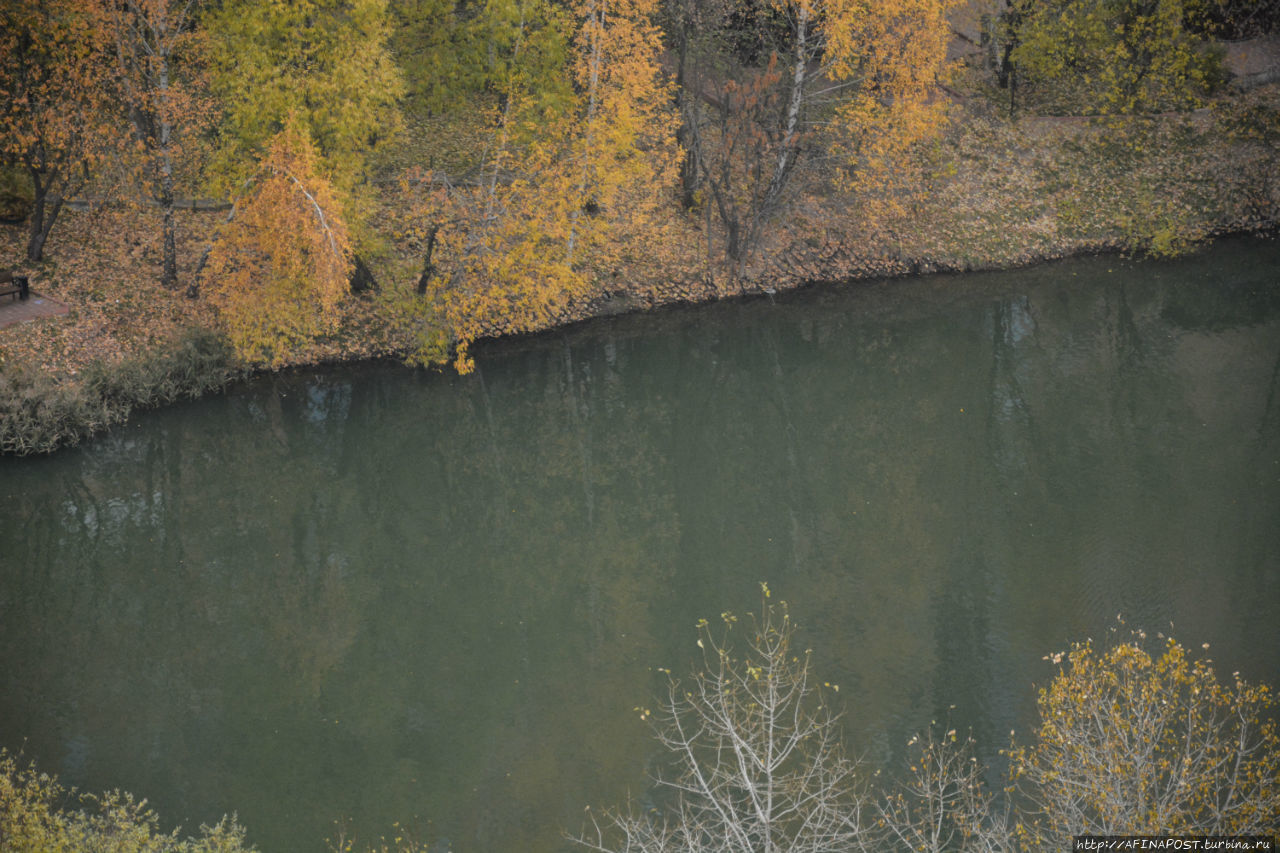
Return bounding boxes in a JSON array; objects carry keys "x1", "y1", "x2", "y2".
[{"x1": 0, "y1": 291, "x2": 70, "y2": 330}]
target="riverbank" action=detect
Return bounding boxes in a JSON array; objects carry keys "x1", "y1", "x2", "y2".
[{"x1": 1, "y1": 78, "x2": 1277, "y2": 454}]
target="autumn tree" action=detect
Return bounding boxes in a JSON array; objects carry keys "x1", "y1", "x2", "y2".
[
  {"x1": 565, "y1": 0, "x2": 679, "y2": 263},
  {"x1": 398, "y1": 0, "x2": 676, "y2": 371},
  {"x1": 0, "y1": 0, "x2": 115, "y2": 262},
  {"x1": 1009, "y1": 631, "x2": 1280, "y2": 847},
  {"x1": 575, "y1": 597, "x2": 1280, "y2": 853},
  {"x1": 1, "y1": 750, "x2": 253, "y2": 853},
  {"x1": 1009, "y1": 0, "x2": 1226, "y2": 114},
  {"x1": 204, "y1": 0, "x2": 404, "y2": 203},
  {"x1": 391, "y1": 0, "x2": 570, "y2": 370},
  {"x1": 203, "y1": 118, "x2": 352, "y2": 366},
  {"x1": 670, "y1": 0, "x2": 956, "y2": 271},
  {"x1": 107, "y1": 0, "x2": 212, "y2": 293}
]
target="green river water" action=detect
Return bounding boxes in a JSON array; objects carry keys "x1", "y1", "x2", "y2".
[{"x1": 2, "y1": 238, "x2": 1279, "y2": 851}]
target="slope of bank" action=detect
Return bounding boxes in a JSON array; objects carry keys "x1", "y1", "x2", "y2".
[{"x1": 1, "y1": 83, "x2": 1277, "y2": 455}]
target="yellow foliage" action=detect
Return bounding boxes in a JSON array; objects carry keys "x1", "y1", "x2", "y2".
[
  {"x1": 204, "y1": 117, "x2": 352, "y2": 367},
  {"x1": 0, "y1": 750, "x2": 252, "y2": 853},
  {"x1": 405, "y1": 0, "x2": 678, "y2": 371},
  {"x1": 568, "y1": 0, "x2": 679, "y2": 264},
  {"x1": 1009, "y1": 631, "x2": 1280, "y2": 847},
  {"x1": 825, "y1": 0, "x2": 957, "y2": 205}
]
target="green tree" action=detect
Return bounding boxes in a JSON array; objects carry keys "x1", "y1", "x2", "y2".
[
  {"x1": 388, "y1": 0, "x2": 570, "y2": 115},
  {"x1": 204, "y1": 0, "x2": 404, "y2": 201},
  {"x1": 1010, "y1": 0, "x2": 1225, "y2": 114}
]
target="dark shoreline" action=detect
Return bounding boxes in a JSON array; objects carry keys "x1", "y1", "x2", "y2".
[{"x1": 1, "y1": 220, "x2": 1275, "y2": 458}]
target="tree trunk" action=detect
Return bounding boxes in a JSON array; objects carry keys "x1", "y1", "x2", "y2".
[
  {"x1": 416, "y1": 224, "x2": 441, "y2": 295},
  {"x1": 725, "y1": 217, "x2": 741, "y2": 264},
  {"x1": 25, "y1": 172, "x2": 64, "y2": 263},
  {"x1": 161, "y1": 202, "x2": 181, "y2": 289},
  {"x1": 762, "y1": 6, "x2": 809, "y2": 213},
  {"x1": 567, "y1": 0, "x2": 605, "y2": 262},
  {"x1": 678, "y1": 132, "x2": 700, "y2": 209},
  {"x1": 27, "y1": 175, "x2": 47, "y2": 263},
  {"x1": 350, "y1": 253, "x2": 377, "y2": 293},
  {"x1": 674, "y1": 30, "x2": 700, "y2": 209},
  {"x1": 157, "y1": 36, "x2": 180, "y2": 291}
]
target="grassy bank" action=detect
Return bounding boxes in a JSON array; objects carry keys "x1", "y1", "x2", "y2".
[
  {"x1": 1, "y1": 81, "x2": 1277, "y2": 455},
  {"x1": 0, "y1": 326, "x2": 241, "y2": 454}
]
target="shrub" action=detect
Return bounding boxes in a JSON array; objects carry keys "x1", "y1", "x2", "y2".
[
  {"x1": 0, "y1": 327, "x2": 240, "y2": 455},
  {"x1": 0, "y1": 750, "x2": 253, "y2": 853},
  {"x1": 1009, "y1": 0, "x2": 1225, "y2": 115}
]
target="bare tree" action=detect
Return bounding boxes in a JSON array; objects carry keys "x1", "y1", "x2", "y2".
[
  {"x1": 571, "y1": 587, "x2": 872, "y2": 853},
  {"x1": 669, "y1": 0, "x2": 824, "y2": 272},
  {"x1": 876, "y1": 725, "x2": 1018, "y2": 853}
]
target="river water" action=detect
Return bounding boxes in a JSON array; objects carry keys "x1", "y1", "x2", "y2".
[{"x1": 2, "y1": 239, "x2": 1279, "y2": 852}]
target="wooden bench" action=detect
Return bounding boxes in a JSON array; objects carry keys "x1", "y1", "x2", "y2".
[{"x1": 0, "y1": 270, "x2": 30, "y2": 302}]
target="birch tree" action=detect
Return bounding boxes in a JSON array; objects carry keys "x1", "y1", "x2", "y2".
[
  {"x1": 673, "y1": 0, "x2": 956, "y2": 270},
  {"x1": 203, "y1": 118, "x2": 352, "y2": 366},
  {"x1": 108, "y1": 0, "x2": 211, "y2": 293}
]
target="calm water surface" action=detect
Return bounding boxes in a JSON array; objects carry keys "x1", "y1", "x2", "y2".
[{"x1": 3, "y1": 239, "x2": 1279, "y2": 852}]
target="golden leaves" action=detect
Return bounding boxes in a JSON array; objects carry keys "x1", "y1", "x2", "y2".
[
  {"x1": 203, "y1": 117, "x2": 352, "y2": 367},
  {"x1": 1010, "y1": 630, "x2": 1280, "y2": 844},
  {"x1": 824, "y1": 0, "x2": 957, "y2": 203},
  {"x1": 394, "y1": 0, "x2": 678, "y2": 371},
  {"x1": 0, "y1": 0, "x2": 121, "y2": 260}
]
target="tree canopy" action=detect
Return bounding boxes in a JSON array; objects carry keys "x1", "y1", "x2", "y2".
[
  {"x1": 576, "y1": 599, "x2": 1280, "y2": 853},
  {"x1": 203, "y1": 117, "x2": 353, "y2": 366},
  {"x1": 1010, "y1": 0, "x2": 1226, "y2": 113},
  {"x1": 204, "y1": 0, "x2": 405, "y2": 197},
  {"x1": 0, "y1": 0, "x2": 1268, "y2": 369}
]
